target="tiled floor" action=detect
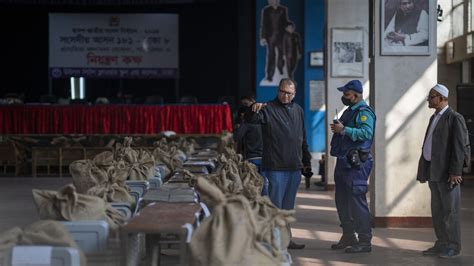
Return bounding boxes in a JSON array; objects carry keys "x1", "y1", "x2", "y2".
[
  {"x1": 0, "y1": 176, "x2": 472, "y2": 265},
  {"x1": 290, "y1": 177, "x2": 474, "y2": 266}
]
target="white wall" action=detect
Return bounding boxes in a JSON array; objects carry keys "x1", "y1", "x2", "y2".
[
  {"x1": 437, "y1": 0, "x2": 466, "y2": 110},
  {"x1": 326, "y1": 0, "x2": 370, "y2": 187}
]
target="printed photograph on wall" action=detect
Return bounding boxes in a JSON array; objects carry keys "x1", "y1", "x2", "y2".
[
  {"x1": 258, "y1": 0, "x2": 302, "y2": 86},
  {"x1": 381, "y1": 0, "x2": 430, "y2": 55},
  {"x1": 331, "y1": 28, "x2": 363, "y2": 77}
]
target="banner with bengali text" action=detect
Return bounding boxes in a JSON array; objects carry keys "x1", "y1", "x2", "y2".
[{"x1": 49, "y1": 13, "x2": 179, "y2": 79}]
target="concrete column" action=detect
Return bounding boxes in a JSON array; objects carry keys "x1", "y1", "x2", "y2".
[
  {"x1": 371, "y1": 0, "x2": 438, "y2": 226},
  {"x1": 326, "y1": 0, "x2": 370, "y2": 190}
]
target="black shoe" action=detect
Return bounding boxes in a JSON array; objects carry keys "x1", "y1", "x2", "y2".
[
  {"x1": 331, "y1": 234, "x2": 358, "y2": 250},
  {"x1": 305, "y1": 177, "x2": 310, "y2": 189},
  {"x1": 422, "y1": 246, "x2": 442, "y2": 256},
  {"x1": 345, "y1": 243, "x2": 372, "y2": 253},
  {"x1": 439, "y1": 248, "x2": 460, "y2": 258},
  {"x1": 288, "y1": 240, "x2": 305, "y2": 249}
]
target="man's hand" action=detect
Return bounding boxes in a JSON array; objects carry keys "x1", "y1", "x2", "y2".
[
  {"x1": 251, "y1": 103, "x2": 267, "y2": 113},
  {"x1": 387, "y1": 31, "x2": 406, "y2": 44},
  {"x1": 302, "y1": 166, "x2": 313, "y2": 178},
  {"x1": 330, "y1": 120, "x2": 345, "y2": 134},
  {"x1": 448, "y1": 175, "x2": 463, "y2": 185}
]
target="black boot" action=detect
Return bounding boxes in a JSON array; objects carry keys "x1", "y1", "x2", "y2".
[
  {"x1": 305, "y1": 177, "x2": 311, "y2": 189},
  {"x1": 288, "y1": 240, "x2": 305, "y2": 249},
  {"x1": 331, "y1": 234, "x2": 358, "y2": 250}
]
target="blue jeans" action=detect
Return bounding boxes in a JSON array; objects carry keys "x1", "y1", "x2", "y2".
[
  {"x1": 261, "y1": 170, "x2": 301, "y2": 210},
  {"x1": 248, "y1": 158, "x2": 268, "y2": 196}
]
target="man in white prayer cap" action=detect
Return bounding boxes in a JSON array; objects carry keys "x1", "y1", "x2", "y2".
[{"x1": 416, "y1": 84, "x2": 469, "y2": 258}]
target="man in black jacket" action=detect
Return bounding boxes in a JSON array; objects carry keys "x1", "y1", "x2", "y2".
[
  {"x1": 416, "y1": 84, "x2": 467, "y2": 258},
  {"x1": 234, "y1": 96, "x2": 266, "y2": 195},
  {"x1": 246, "y1": 78, "x2": 312, "y2": 249}
]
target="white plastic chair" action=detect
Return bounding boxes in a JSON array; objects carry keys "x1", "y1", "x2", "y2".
[
  {"x1": 5, "y1": 246, "x2": 81, "y2": 266},
  {"x1": 61, "y1": 220, "x2": 109, "y2": 254}
]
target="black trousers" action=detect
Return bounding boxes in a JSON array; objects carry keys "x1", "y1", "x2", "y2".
[
  {"x1": 428, "y1": 181, "x2": 461, "y2": 251},
  {"x1": 265, "y1": 36, "x2": 284, "y2": 80}
]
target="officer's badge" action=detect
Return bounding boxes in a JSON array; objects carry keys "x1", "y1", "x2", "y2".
[{"x1": 360, "y1": 115, "x2": 367, "y2": 122}]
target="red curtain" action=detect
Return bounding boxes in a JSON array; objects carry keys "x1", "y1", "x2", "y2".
[{"x1": 0, "y1": 104, "x2": 233, "y2": 134}]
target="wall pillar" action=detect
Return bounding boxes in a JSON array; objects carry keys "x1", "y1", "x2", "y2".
[{"x1": 370, "y1": 0, "x2": 437, "y2": 226}]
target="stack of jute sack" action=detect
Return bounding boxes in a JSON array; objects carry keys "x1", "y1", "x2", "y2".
[{"x1": 189, "y1": 147, "x2": 294, "y2": 266}]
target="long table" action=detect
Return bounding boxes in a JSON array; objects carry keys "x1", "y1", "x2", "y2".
[{"x1": 0, "y1": 104, "x2": 233, "y2": 134}]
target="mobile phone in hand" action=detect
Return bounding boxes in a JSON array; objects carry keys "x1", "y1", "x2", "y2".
[{"x1": 447, "y1": 182, "x2": 457, "y2": 191}]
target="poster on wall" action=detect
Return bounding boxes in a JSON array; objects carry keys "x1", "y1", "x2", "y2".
[
  {"x1": 310, "y1": 80, "x2": 325, "y2": 111},
  {"x1": 381, "y1": 0, "x2": 430, "y2": 55},
  {"x1": 49, "y1": 13, "x2": 179, "y2": 79},
  {"x1": 331, "y1": 28, "x2": 364, "y2": 77},
  {"x1": 257, "y1": 0, "x2": 303, "y2": 86}
]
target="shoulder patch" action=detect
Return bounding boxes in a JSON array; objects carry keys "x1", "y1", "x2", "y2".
[{"x1": 360, "y1": 115, "x2": 368, "y2": 122}]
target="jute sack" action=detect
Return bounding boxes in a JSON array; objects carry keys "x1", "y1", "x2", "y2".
[
  {"x1": 179, "y1": 137, "x2": 196, "y2": 156},
  {"x1": 239, "y1": 160, "x2": 264, "y2": 200},
  {"x1": 190, "y1": 178, "x2": 284, "y2": 266},
  {"x1": 70, "y1": 159, "x2": 133, "y2": 204},
  {"x1": 121, "y1": 149, "x2": 155, "y2": 181},
  {"x1": 0, "y1": 220, "x2": 86, "y2": 266},
  {"x1": 112, "y1": 136, "x2": 154, "y2": 180},
  {"x1": 91, "y1": 149, "x2": 130, "y2": 182},
  {"x1": 152, "y1": 147, "x2": 181, "y2": 176},
  {"x1": 250, "y1": 196, "x2": 294, "y2": 257},
  {"x1": 32, "y1": 184, "x2": 126, "y2": 230},
  {"x1": 218, "y1": 131, "x2": 234, "y2": 154},
  {"x1": 206, "y1": 155, "x2": 243, "y2": 195}
]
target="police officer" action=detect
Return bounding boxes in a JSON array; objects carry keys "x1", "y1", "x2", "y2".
[{"x1": 330, "y1": 80, "x2": 376, "y2": 253}]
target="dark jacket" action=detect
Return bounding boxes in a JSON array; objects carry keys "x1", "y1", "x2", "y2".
[
  {"x1": 417, "y1": 107, "x2": 467, "y2": 182},
  {"x1": 233, "y1": 122, "x2": 263, "y2": 160},
  {"x1": 245, "y1": 98, "x2": 311, "y2": 171},
  {"x1": 260, "y1": 5, "x2": 288, "y2": 40}
]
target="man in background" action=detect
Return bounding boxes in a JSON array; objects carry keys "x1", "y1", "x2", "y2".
[
  {"x1": 234, "y1": 96, "x2": 266, "y2": 195},
  {"x1": 416, "y1": 84, "x2": 467, "y2": 258}
]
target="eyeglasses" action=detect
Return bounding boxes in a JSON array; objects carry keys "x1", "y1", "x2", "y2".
[
  {"x1": 400, "y1": 0, "x2": 413, "y2": 6},
  {"x1": 427, "y1": 95, "x2": 440, "y2": 100},
  {"x1": 279, "y1": 90, "x2": 295, "y2": 96}
]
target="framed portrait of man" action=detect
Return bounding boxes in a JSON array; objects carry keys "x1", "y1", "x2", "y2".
[
  {"x1": 331, "y1": 28, "x2": 364, "y2": 77},
  {"x1": 381, "y1": 0, "x2": 431, "y2": 55}
]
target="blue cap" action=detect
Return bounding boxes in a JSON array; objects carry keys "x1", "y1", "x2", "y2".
[{"x1": 337, "y1": 80, "x2": 363, "y2": 94}]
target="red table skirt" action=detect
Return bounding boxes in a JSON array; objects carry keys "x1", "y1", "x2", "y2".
[{"x1": 0, "y1": 104, "x2": 233, "y2": 134}]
